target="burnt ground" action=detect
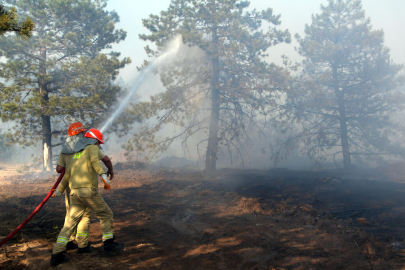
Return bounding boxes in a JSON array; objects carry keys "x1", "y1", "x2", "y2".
[{"x1": 1, "y1": 164, "x2": 405, "y2": 269}]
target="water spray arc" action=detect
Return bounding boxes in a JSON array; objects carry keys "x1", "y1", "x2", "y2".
[{"x1": 99, "y1": 35, "x2": 182, "y2": 133}]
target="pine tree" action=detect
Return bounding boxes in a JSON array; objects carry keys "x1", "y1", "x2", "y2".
[
  {"x1": 0, "y1": 0, "x2": 130, "y2": 170},
  {"x1": 0, "y1": 4, "x2": 33, "y2": 38},
  {"x1": 124, "y1": 0, "x2": 290, "y2": 172},
  {"x1": 288, "y1": 0, "x2": 404, "y2": 169},
  {"x1": 0, "y1": 132, "x2": 14, "y2": 164}
]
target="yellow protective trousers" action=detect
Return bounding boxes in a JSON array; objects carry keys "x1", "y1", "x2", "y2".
[
  {"x1": 53, "y1": 188, "x2": 114, "y2": 254},
  {"x1": 64, "y1": 186, "x2": 91, "y2": 244}
]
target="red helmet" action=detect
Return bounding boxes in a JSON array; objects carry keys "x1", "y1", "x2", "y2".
[
  {"x1": 84, "y1": 128, "x2": 104, "y2": 144},
  {"x1": 68, "y1": 122, "x2": 86, "y2": 136}
]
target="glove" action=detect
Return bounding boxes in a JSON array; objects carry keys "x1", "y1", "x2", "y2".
[
  {"x1": 101, "y1": 174, "x2": 111, "y2": 190},
  {"x1": 107, "y1": 170, "x2": 114, "y2": 180},
  {"x1": 52, "y1": 189, "x2": 62, "y2": 197}
]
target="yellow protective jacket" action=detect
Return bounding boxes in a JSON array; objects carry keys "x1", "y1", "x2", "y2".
[
  {"x1": 58, "y1": 145, "x2": 105, "y2": 193},
  {"x1": 57, "y1": 149, "x2": 106, "y2": 169}
]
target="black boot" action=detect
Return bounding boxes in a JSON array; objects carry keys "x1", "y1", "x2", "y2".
[
  {"x1": 50, "y1": 252, "x2": 69, "y2": 266},
  {"x1": 66, "y1": 241, "x2": 78, "y2": 250},
  {"x1": 103, "y1": 238, "x2": 125, "y2": 254},
  {"x1": 77, "y1": 243, "x2": 95, "y2": 254}
]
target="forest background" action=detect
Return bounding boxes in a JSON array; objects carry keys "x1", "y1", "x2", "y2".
[{"x1": 0, "y1": 0, "x2": 404, "y2": 171}]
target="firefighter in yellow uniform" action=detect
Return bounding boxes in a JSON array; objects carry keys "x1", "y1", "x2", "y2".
[
  {"x1": 56, "y1": 122, "x2": 88, "y2": 250},
  {"x1": 51, "y1": 128, "x2": 122, "y2": 266},
  {"x1": 56, "y1": 122, "x2": 114, "y2": 253}
]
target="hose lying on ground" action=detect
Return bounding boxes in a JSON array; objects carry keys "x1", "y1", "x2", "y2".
[{"x1": 0, "y1": 169, "x2": 65, "y2": 248}]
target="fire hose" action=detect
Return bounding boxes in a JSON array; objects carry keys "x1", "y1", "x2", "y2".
[{"x1": 0, "y1": 169, "x2": 65, "y2": 248}]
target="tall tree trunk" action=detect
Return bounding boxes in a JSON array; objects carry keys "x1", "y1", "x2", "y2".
[
  {"x1": 205, "y1": 25, "x2": 220, "y2": 173},
  {"x1": 42, "y1": 114, "x2": 52, "y2": 171},
  {"x1": 333, "y1": 66, "x2": 351, "y2": 169},
  {"x1": 39, "y1": 45, "x2": 52, "y2": 171}
]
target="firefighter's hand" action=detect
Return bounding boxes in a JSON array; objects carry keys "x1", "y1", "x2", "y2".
[
  {"x1": 101, "y1": 174, "x2": 111, "y2": 190},
  {"x1": 107, "y1": 169, "x2": 114, "y2": 180},
  {"x1": 52, "y1": 189, "x2": 62, "y2": 197}
]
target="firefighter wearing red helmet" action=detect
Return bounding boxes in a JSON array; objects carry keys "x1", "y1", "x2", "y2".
[
  {"x1": 51, "y1": 128, "x2": 123, "y2": 266},
  {"x1": 68, "y1": 122, "x2": 86, "y2": 136},
  {"x1": 54, "y1": 124, "x2": 114, "y2": 259},
  {"x1": 84, "y1": 128, "x2": 105, "y2": 143}
]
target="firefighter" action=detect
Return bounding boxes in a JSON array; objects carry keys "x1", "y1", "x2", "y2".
[
  {"x1": 55, "y1": 123, "x2": 114, "y2": 254},
  {"x1": 50, "y1": 128, "x2": 123, "y2": 266}
]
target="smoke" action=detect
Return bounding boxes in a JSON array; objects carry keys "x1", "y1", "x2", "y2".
[{"x1": 99, "y1": 35, "x2": 183, "y2": 133}]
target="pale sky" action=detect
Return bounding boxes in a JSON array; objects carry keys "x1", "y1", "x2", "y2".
[{"x1": 106, "y1": 0, "x2": 405, "y2": 85}]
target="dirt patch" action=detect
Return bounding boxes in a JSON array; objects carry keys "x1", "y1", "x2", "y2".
[{"x1": 1, "y1": 167, "x2": 405, "y2": 269}]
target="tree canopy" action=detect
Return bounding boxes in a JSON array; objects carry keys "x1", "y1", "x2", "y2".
[
  {"x1": 0, "y1": 4, "x2": 33, "y2": 38},
  {"x1": 0, "y1": 0, "x2": 130, "y2": 170},
  {"x1": 124, "y1": 0, "x2": 291, "y2": 171},
  {"x1": 280, "y1": 0, "x2": 405, "y2": 169}
]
